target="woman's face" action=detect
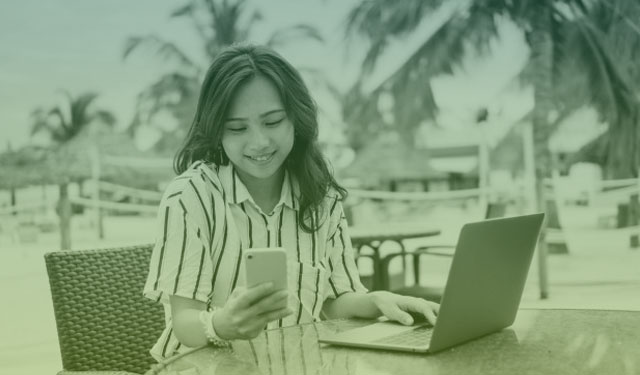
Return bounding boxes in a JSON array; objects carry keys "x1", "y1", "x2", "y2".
[{"x1": 221, "y1": 75, "x2": 294, "y2": 186}]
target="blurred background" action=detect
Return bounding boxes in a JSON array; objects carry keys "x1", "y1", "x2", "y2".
[{"x1": 2, "y1": 0, "x2": 640, "y2": 373}]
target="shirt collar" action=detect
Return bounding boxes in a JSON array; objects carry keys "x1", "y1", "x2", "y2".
[{"x1": 217, "y1": 164, "x2": 299, "y2": 211}]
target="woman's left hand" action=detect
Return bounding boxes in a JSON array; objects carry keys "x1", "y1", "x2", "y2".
[{"x1": 368, "y1": 291, "x2": 439, "y2": 325}]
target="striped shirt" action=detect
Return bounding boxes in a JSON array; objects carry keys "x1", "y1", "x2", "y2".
[{"x1": 143, "y1": 161, "x2": 367, "y2": 360}]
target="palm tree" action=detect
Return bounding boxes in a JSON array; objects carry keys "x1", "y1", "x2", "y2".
[
  {"x1": 123, "y1": 0, "x2": 323, "y2": 153},
  {"x1": 570, "y1": 1, "x2": 640, "y2": 178},
  {"x1": 30, "y1": 91, "x2": 116, "y2": 249},
  {"x1": 344, "y1": 0, "x2": 640, "y2": 298}
]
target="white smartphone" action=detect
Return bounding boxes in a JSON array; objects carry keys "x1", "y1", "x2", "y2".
[{"x1": 243, "y1": 247, "x2": 288, "y2": 290}]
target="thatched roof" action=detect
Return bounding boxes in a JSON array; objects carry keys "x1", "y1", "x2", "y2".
[
  {"x1": 0, "y1": 146, "x2": 50, "y2": 189},
  {"x1": 0, "y1": 129, "x2": 175, "y2": 190}
]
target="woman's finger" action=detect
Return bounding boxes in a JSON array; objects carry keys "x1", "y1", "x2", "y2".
[
  {"x1": 420, "y1": 305, "x2": 438, "y2": 325},
  {"x1": 259, "y1": 306, "x2": 294, "y2": 324},
  {"x1": 240, "y1": 307, "x2": 292, "y2": 334},
  {"x1": 392, "y1": 296, "x2": 441, "y2": 325},
  {"x1": 246, "y1": 290, "x2": 288, "y2": 316},
  {"x1": 381, "y1": 304, "x2": 414, "y2": 325},
  {"x1": 431, "y1": 301, "x2": 440, "y2": 315},
  {"x1": 236, "y1": 282, "x2": 276, "y2": 307}
]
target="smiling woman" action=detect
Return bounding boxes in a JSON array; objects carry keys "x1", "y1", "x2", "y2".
[
  {"x1": 143, "y1": 43, "x2": 439, "y2": 362},
  {"x1": 221, "y1": 76, "x2": 295, "y2": 213}
]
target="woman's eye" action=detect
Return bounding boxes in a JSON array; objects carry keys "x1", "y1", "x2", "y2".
[
  {"x1": 265, "y1": 118, "x2": 284, "y2": 126},
  {"x1": 226, "y1": 127, "x2": 246, "y2": 133}
]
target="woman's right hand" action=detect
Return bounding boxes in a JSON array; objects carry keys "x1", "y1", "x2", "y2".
[{"x1": 213, "y1": 282, "x2": 292, "y2": 340}]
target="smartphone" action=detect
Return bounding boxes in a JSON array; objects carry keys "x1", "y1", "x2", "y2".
[{"x1": 243, "y1": 247, "x2": 288, "y2": 290}]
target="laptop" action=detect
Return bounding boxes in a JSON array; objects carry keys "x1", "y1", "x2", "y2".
[{"x1": 319, "y1": 213, "x2": 545, "y2": 353}]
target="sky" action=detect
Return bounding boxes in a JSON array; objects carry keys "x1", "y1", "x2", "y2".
[
  {"x1": 0, "y1": 0, "x2": 558, "y2": 153},
  {"x1": 0, "y1": 0, "x2": 361, "y2": 149}
]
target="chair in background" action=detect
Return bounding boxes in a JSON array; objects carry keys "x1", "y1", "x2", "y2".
[
  {"x1": 45, "y1": 244, "x2": 165, "y2": 375},
  {"x1": 379, "y1": 202, "x2": 506, "y2": 303}
]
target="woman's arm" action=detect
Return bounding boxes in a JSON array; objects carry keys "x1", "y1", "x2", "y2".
[
  {"x1": 169, "y1": 282, "x2": 292, "y2": 345},
  {"x1": 321, "y1": 292, "x2": 380, "y2": 320},
  {"x1": 169, "y1": 296, "x2": 209, "y2": 347}
]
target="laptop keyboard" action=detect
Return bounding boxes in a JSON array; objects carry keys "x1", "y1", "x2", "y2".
[{"x1": 372, "y1": 324, "x2": 434, "y2": 346}]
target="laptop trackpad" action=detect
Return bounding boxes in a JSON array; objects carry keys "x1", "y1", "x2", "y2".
[{"x1": 329, "y1": 321, "x2": 417, "y2": 342}]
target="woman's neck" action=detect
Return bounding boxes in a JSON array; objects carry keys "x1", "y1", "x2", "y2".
[{"x1": 236, "y1": 167, "x2": 285, "y2": 214}]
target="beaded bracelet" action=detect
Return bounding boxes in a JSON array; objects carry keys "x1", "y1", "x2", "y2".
[{"x1": 198, "y1": 308, "x2": 231, "y2": 347}]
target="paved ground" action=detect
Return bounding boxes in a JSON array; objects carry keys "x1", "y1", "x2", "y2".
[{"x1": 1, "y1": 204, "x2": 638, "y2": 374}]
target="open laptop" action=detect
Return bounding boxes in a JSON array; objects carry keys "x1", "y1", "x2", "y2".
[{"x1": 319, "y1": 213, "x2": 545, "y2": 353}]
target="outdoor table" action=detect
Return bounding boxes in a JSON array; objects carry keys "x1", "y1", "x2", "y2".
[
  {"x1": 145, "y1": 308, "x2": 640, "y2": 375},
  {"x1": 349, "y1": 223, "x2": 441, "y2": 290}
]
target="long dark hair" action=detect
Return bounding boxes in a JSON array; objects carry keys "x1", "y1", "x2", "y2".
[{"x1": 174, "y1": 43, "x2": 346, "y2": 232}]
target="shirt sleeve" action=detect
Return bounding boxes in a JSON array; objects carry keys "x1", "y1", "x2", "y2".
[
  {"x1": 324, "y1": 200, "x2": 368, "y2": 300},
  {"x1": 143, "y1": 178, "x2": 220, "y2": 304}
]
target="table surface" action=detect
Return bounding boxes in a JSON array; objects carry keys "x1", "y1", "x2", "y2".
[
  {"x1": 349, "y1": 222, "x2": 441, "y2": 244},
  {"x1": 146, "y1": 309, "x2": 640, "y2": 375}
]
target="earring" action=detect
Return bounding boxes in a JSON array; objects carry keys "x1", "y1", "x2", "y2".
[{"x1": 216, "y1": 147, "x2": 224, "y2": 164}]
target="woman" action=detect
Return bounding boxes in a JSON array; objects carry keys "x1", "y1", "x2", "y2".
[{"x1": 144, "y1": 43, "x2": 439, "y2": 360}]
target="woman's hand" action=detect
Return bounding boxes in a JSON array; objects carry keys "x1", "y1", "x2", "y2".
[
  {"x1": 213, "y1": 282, "x2": 292, "y2": 340},
  {"x1": 368, "y1": 291, "x2": 439, "y2": 325}
]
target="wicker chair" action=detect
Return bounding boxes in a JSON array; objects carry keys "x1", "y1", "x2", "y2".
[{"x1": 45, "y1": 244, "x2": 165, "y2": 375}]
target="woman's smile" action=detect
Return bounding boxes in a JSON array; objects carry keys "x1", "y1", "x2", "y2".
[{"x1": 245, "y1": 151, "x2": 276, "y2": 163}]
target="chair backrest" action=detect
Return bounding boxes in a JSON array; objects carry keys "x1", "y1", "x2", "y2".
[
  {"x1": 45, "y1": 244, "x2": 165, "y2": 374},
  {"x1": 485, "y1": 202, "x2": 506, "y2": 219}
]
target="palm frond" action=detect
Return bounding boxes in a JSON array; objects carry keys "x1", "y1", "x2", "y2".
[
  {"x1": 40, "y1": 108, "x2": 70, "y2": 142},
  {"x1": 92, "y1": 110, "x2": 117, "y2": 126},
  {"x1": 557, "y1": 1, "x2": 640, "y2": 178},
  {"x1": 236, "y1": 10, "x2": 263, "y2": 42},
  {"x1": 170, "y1": 2, "x2": 195, "y2": 18},
  {"x1": 128, "y1": 72, "x2": 199, "y2": 133},
  {"x1": 47, "y1": 108, "x2": 69, "y2": 133},
  {"x1": 358, "y1": 3, "x2": 502, "y2": 104},
  {"x1": 343, "y1": 2, "x2": 503, "y2": 147},
  {"x1": 122, "y1": 35, "x2": 197, "y2": 70},
  {"x1": 203, "y1": 0, "x2": 219, "y2": 19},
  {"x1": 68, "y1": 92, "x2": 99, "y2": 129},
  {"x1": 360, "y1": 37, "x2": 388, "y2": 75},
  {"x1": 341, "y1": 83, "x2": 386, "y2": 151},
  {"x1": 565, "y1": 0, "x2": 591, "y2": 18},
  {"x1": 266, "y1": 24, "x2": 324, "y2": 49},
  {"x1": 345, "y1": 0, "x2": 446, "y2": 72},
  {"x1": 209, "y1": 0, "x2": 248, "y2": 46},
  {"x1": 590, "y1": 0, "x2": 640, "y2": 89},
  {"x1": 569, "y1": 13, "x2": 635, "y2": 125},
  {"x1": 298, "y1": 67, "x2": 344, "y2": 100},
  {"x1": 30, "y1": 108, "x2": 56, "y2": 136}
]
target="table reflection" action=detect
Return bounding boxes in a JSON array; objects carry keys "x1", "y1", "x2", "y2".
[{"x1": 147, "y1": 309, "x2": 640, "y2": 375}]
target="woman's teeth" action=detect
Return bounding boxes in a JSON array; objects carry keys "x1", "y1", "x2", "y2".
[{"x1": 248, "y1": 153, "x2": 273, "y2": 161}]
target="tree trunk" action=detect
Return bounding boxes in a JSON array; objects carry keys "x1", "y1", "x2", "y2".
[
  {"x1": 530, "y1": 3, "x2": 555, "y2": 299},
  {"x1": 98, "y1": 190, "x2": 104, "y2": 240},
  {"x1": 10, "y1": 187, "x2": 16, "y2": 216},
  {"x1": 57, "y1": 182, "x2": 72, "y2": 250}
]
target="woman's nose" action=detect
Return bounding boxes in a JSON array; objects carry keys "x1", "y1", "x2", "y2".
[{"x1": 247, "y1": 126, "x2": 270, "y2": 149}]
